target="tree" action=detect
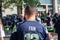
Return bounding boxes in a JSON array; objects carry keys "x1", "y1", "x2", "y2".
[
  {"x1": 0, "y1": 0, "x2": 2, "y2": 19},
  {"x1": 2, "y1": 0, "x2": 40, "y2": 16}
]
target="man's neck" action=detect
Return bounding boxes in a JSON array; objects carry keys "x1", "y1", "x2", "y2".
[
  {"x1": 26, "y1": 16, "x2": 36, "y2": 21},
  {"x1": 47, "y1": 15, "x2": 50, "y2": 17}
]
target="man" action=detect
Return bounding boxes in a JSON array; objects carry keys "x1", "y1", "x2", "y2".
[
  {"x1": 54, "y1": 14, "x2": 60, "y2": 40},
  {"x1": 10, "y1": 5, "x2": 50, "y2": 40},
  {"x1": 46, "y1": 13, "x2": 53, "y2": 40}
]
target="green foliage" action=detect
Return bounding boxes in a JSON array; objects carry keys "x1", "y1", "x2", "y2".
[
  {"x1": 24, "y1": 0, "x2": 40, "y2": 6},
  {"x1": 2, "y1": 0, "x2": 15, "y2": 8},
  {"x1": 3, "y1": 0, "x2": 40, "y2": 8}
]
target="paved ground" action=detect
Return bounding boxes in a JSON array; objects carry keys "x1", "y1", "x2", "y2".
[
  {"x1": 53, "y1": 33, "x2": 58, "y2": 40},
  {"x1": 4, "y1": 33, "x2": 58, "y2": 40},
  {"x1": 5, "y1": 38, "x2": 10, "y2": 40}
]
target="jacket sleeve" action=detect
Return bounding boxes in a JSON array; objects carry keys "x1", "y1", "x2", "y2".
[
  {"x1": 43, "y1": 26, "x2": 50, "y2": 40},
  {"x1": 10, "y1": 32, "x2": 18, "y2": 40},
  {"x1": 10, "y1": 31, "x2": 23, "y2": 40}
]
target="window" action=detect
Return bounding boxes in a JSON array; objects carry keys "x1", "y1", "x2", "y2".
[{"x1": 39, "y1": 0, "x2": 53, "y2": 5}]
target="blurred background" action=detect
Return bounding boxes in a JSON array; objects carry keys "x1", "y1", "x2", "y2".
[{"x1": 1, "y1": 0, "x2": 60, "y2": 40}]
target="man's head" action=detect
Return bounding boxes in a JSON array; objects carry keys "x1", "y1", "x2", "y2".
[
  {"x1": 47, "y1": 12, "x2": 51, "y2": 17},
  {"x1": 24, "y1": 5, "x2": 38, "y2": 20}
]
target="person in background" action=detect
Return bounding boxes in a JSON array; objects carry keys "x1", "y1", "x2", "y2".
[
  {"x1": 36, "y1": 12, "x2": 41, "y2": 24},
  {"x1": 40, "y1": 12, "x2": 45, "y2": 23},
  {"x1": 0, "y1": 19, "x2": 5, "y2": 40},
  {"x1": 54, "y1": 14, "x2": 60, "y2": 40},
  {"x1": 46, "y1": 13, "x2": 53, "y2": 40},
  {"x1": 52, "y1": 13, "x2": 58, "y2": 25}
]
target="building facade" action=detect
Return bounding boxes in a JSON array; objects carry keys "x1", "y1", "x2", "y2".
[
  {"x1": 2, "y1": 4, "x2": 17, "y2": 16},
  {"x1": 39, "y1": 0, "x2": 60, "y2": 14}
]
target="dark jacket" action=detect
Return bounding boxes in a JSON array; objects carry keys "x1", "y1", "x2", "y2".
[
  {"x1": 54, "y1": 17, "x2": 60, "y2": 33},
  {"x1": 10, "y1": 21, "x2": 50, "y2": 40}
]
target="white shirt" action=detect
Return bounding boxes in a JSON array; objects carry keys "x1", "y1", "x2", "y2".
[{"x1": 0, "y1": 25, "x2": 5, "y2": 37}]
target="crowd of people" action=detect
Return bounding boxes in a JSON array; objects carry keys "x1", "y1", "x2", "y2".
[
  {"x1": 2, "y1": 14, "x2": 23, "y2": 31},
  {"x1": 0, "y1": 5, "x2": 60, "y2": 40}
]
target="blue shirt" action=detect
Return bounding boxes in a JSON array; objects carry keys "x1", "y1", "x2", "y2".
[{"x1": 17, "y1": 21, "x2": 50, "y2": 40}]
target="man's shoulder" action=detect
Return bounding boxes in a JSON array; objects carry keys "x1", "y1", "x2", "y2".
[
  {"x1": 17, "y1": 20, "x2": 25, "y2": 25},
  {"x1": 17, "y1": 21, "x2": 44, "y2": 28},
  {"x1": 21, "y1": 21, "x2": 41, "y2": 25}
]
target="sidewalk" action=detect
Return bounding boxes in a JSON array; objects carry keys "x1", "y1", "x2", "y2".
[
  {"x1": 53, "y1": 33, "x2": 58, "y2": 40},
  {"x1": 4, "y1": 35, "x2": 10, "y2": 40},
  {"x1": 4, "y1": 33, "x2": 58, "y2": 40}
]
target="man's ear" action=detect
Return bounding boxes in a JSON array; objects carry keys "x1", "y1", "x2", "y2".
[
  {"x1": 35, "y1": 13, "x2": 38, "y2": 17},
  {"x1": 24, "y1": 14, "x2": 27, "y2": 18}
]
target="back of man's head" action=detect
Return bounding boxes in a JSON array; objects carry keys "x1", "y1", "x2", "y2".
[{"x1": 25, "y1": 5, "x2": 37, "y2": 16}]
